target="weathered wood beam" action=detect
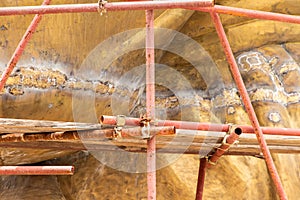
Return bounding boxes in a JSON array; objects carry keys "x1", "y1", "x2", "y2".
[
  {"x1": 0, "y1": 140, "x2": 298, "y2": 156},
  {"x1": 0, "y1": 118, "x2": 102, "y2": 133},
  {"x1": 0, "y1": 128, "x2": 298, "y2": 155}
]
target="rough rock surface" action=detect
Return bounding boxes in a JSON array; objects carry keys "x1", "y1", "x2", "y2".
[{"x1": 0, "y1": 0, "x2": 299, "y2": 199}]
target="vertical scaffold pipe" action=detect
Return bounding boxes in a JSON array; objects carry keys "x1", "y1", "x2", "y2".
[
  {"x1": 195, "y1": 158, "x2": 207, "y2": 200},
  {"x1": 146, "y1": 6, "x2": 156, "y2": 200}
]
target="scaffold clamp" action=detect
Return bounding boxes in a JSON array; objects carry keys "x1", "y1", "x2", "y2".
[
  {"x1": 98, "y1": 0, "x2": 107, "y2": 16},
  {"x1": 112, "y1": 115, "x2": 126, "y2": 139},
  {"x1": 140, "y1": 117, "x2": 151, "y2": 139},
  {"x1": 207, "y1": 158, "x2": 217, "y2": 166},
  {"x1": 223, "y1": 124, "x2": 240, "y2": 146}
]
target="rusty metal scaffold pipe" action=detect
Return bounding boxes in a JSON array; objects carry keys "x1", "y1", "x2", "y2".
[
  {"x1": 0, "y1": 126, "x2": 175, "y2": 142},
  {"x1": 100, "y1": 115, "x2": 300, "y2": 137},
  {"x1": 193, "y1": 5, "x2": 300, "y2": 24},
  {"x1": 195, "y1": 158, "x2": 207, "y2": 200},
  {"x1": 209, "y1": 10, "x2": 287, "y2": 200},
  {"x1": 0, "y1": 1, "x2": 213, "y2": 16},
  {"x1": 0, "y1": 166, "x2": 74, "y2": 175},
  {"x1": 1, "y1": 2, "x2": 300, "y2": 26},
  {"x1": 0, "y1": 0, "x2": 51, "y2": 92},
  {"x1": 146, "y1": 5, "x2": 156, "y2": 199},
  {"x1": 207, "y1": 127, "x2": 242, "y2": 168}
]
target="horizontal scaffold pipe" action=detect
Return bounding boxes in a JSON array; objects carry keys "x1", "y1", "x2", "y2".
[
  {"x1": 191, "y1": 5, "x2": 300, "y2": 24},
  {"x1": 100, "y1": 115, "x2": 300, "y2": 137},
  {"x1": 0, "y1": 1, "x2": 213, "y2": 16},
  {"x1": 0, "y1": 166, "x2": 74, "y2": 175},
  {"x1": 0, "y1": 126, "x2": 175, "y2": 142}
]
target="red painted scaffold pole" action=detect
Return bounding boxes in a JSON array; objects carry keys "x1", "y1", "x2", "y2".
[
  {"x1": 146, "y1": 4, "x2": 156, "y2": 200},
  {"x1": 0, "y1": 166, "x2": 74, "y2": 175},
  {"x1": 0, "y1": 0, "x2": 51, "y2": 92},
  {"x1": 209, "y1": 9, "x2": 287, "y2": 200},
  {"x1": 0, "y1": 1, "x2": 213, "y2": 16},
  {"x1": 100, "y1": 115, "x2": 300, "y2": 137}
]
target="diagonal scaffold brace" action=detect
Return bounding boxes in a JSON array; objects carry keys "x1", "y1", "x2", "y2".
[
  {"x1": 209, "y1": 9, "x2": 287, "y2": 200},
  {"x1": 195, "y1": 126, "x2": 242, "y2": 200},
  {"x1": 0, "y1": 0, "x2": 51, "y2": 92},
  {"x1": 0, "y1": 0, "x2": 75, "y2": 177}
]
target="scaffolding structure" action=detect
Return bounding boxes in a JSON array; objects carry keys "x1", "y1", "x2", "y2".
[{"x1": 0, "y1": 1, "x2": 300, "y2": 199}]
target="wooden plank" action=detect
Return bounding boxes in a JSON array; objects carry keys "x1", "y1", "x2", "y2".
[
  {"x1": 0, "y1": 118, "x2": 102, "y2": 133},
  {"x1": 0, "y1": 132, "x2": 298, "y2": 151},
  {"x1": 0, "y1": 133, "x2": 299, "y2": 155},
  {"x1": 0, "y1": 140, "x2": 299, "y2": 155},
  {"x1": 0, "y1": 118, "x2": 298, "y2": 155}
]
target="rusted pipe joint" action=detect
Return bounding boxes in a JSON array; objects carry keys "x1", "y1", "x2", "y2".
[
  {"x1": 207, "y1": 125, "x2": 242, "y2": 168},
  {"x1": 207, "y1": 158, "x2": 217, "y2": 166},
  {"x1": 113, "y1": 127, "x2": 122, "y2": 139},
  {"x1": 116, "y1": 115, "x2": 126, "y2": 127},
  {"x1": 111, "y1": 115, "x2": 126, "y2": 139},
  {"x1": 142, "y1": 123, "x2": 151, "y2": 139}
]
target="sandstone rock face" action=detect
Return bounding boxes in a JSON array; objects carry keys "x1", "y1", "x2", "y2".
[{"x1": 0, "y1": 0, "x2": 299, "y2": 199}]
